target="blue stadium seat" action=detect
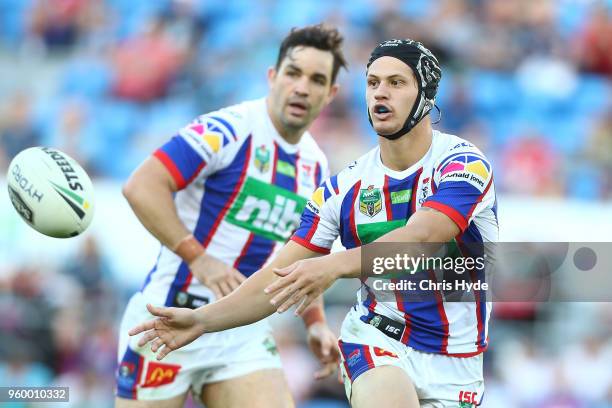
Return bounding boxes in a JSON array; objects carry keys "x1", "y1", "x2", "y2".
[
  {"x1": 61, "y1": 58, "x2": 113, "y2": 99},
  {"x1": 469, "y1": 70, "x2": 519, "y2": 116},
  {"x1": 0, "y1": 0, "x2": 33, "y2": 46},
  {"x1": 572, "y1": 75, "x2": 610, "y2": 115}
]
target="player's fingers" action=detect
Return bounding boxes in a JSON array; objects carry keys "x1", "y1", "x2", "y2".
[
  {"x1": 320, "y1": 332, "x2": 333, "y2": 358},
  {"x1": 136, "y1": 330, "x2": 159, "y2": 347},
  {"x1": 272, "y1": 262, "x2": 299, "y2": 277},
  {"x1": 150, "y1": 337, "x2": 165, "y2": 353},
  {"x1": 264, "y1": 274, "x2": 293, "y2": 295},
  {"x1": 227, "y1": 276, "x2": 240, "y2": 292},
  {"x1": 314, "y1": 362, "x2": 336, "y2": 380},
  {"x1": 209, "y1": 284, "x2": 222, "y2": 299},
  {"x1": 128, "y1": 320, "x2": 155, "y2": 336},
  {"x1": 147, "y1": 303, "x2": 174, "y2": 319},
  {"x1": 277, "y1": 287, "x2": 307, "y2": 313},
  {"x1": 329, "y1": 342, "x2": 341, "y2": 360},
  {"x1": 156, "y1": 344, "x2": 172, "y2": 361},
  {"x1": 218, "y1": 281, "x2": 231, "y2": 297},
  {"x1": 234, "y1": 271, "x2": 246, "y2": 283},
  {"x1": 294, "y1": 292, "x2": 317, "y2": 316},
  {"x1": 269, "y1": 283, "x2": 298, "y2": 309}
]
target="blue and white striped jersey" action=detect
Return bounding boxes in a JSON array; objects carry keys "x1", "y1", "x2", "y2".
[{"x1": 141, "y1": 98, "x2": 329, "y2": 306}]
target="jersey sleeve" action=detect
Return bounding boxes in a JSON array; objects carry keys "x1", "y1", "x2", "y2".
[
  {"x1": 153, "y1": 107, "x2": 248, "y2": 190},
  {"x1": 290, "y1": 178, "x2": 339, "y2": 254},
  {"x1": 422, "y1": 151, "x2": 494, "y2": 232}
]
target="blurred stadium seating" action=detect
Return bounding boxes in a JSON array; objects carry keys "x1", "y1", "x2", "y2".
[{"x1": 0, "y1": 0, "x2": 611, "y2": 407}]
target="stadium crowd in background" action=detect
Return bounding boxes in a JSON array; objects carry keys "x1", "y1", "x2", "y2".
[{"x1": 0, "y1": 0, "x2": 611, "y2": 407}]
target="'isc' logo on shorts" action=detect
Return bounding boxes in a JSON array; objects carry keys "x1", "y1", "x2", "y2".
[
  {"x1": 458, "y1": 390, "x2": 478, "y2": 407},
  {"x1": 142, "y1": 362, "x2": 181, "y2": 388}
]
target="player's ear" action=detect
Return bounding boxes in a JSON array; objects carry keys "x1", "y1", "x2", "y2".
[
  {"x1": 267, "y1": 66, "x2": 278, "y2": 87},
  {"x1": 325, "y1": 83, "x2": 340, "y2": 105}
]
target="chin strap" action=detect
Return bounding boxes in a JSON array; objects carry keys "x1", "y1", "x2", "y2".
[{"x1": 432, "y1": 104, "x2": 442, "y2": 125}]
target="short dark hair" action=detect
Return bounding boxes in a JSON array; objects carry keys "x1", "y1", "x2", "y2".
[{"x1": 275, "y1": 24, "x2": 347, "y2": 84}]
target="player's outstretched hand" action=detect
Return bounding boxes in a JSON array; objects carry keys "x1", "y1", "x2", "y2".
[
  {"x1": 189, "y1": 253, "x2": 246, "y2": 299},
  {"x1": 306, "y1": 321, "x2": 340, "y2": 380},
  {"x1": 265, "y1": 257, "x2": 336, "y2": 315},
  {"x1": 128, "y1": 304, "x2": 205, "y2": 360}
]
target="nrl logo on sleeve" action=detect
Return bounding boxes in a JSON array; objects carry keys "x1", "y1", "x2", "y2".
[
  {"x1": 254, "y1": 144, "x2": 270, "y2": 173},
  {"x1": 359, "y1": 185, "x2": 382, "y2": 217}
]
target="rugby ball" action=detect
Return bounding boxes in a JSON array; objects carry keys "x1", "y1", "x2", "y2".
[{"x1": 6, "y1": 147, "x2": 95, "y2": 238}]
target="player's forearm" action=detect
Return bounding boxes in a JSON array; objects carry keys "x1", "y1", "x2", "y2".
[
  {"x1": 193, "y1": 265, "x2": 278, "y2": 332},
  {"x1": 192, "y1": 241, "x2": 320, "y2": 333}
]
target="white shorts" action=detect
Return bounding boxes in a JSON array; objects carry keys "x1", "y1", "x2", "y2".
[
  {"x1": 338, "y1": 307, "x2": 484, "y2": 408},
  {"x1": 115, "y1": 292, "x2": 282, "y2": 400}
]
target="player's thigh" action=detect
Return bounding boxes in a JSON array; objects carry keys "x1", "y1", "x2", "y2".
[
  {"x1": 114, "y1": 393, "x2": 187, "y2": 408},
  {"x1": 351, "y1": 365, "x2": 419, "y2": 408},
  {"x1": 200, "y1": 368, "x2": 294, "y2": 408}
]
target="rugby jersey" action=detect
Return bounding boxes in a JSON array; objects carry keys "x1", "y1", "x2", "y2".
[
  {"x1": 292, "y1": 130, "x2": 498, "y2": 356},
  {"x1": 141, "y1": 98, "x2": 329, "y2": 306}
]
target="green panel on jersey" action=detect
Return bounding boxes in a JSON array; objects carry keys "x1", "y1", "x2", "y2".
[
  {"x1": 390, "y1": 189, "x2": 411, "y2": 204},
  {"x1": 276, "y1": 160, "x2": 296, "y2": 177},
  {"x1": 226, "y1": 177, "x2": 307, "y2": 242},
  {"x1": 357, "y1": 220, "x2": 406, "y2": 244}
]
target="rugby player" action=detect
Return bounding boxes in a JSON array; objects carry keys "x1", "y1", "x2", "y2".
[
  {"x1": 129, "y1": 39, "x2": 498, "y2": 408},
  {"x1": 116, "y1": 24, "x2": 347, "y2": 408}
]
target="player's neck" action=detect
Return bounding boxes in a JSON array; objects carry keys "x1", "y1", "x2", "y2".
[
  {"x1": 266, "y1": 101, "x2": 305, "y2": 145},
  {"x1": 379, "y1": 118, "x2": 432, "y2": 172},
  {"x1": 276, "y1": 127, "x2": 304, "y2": 145}
]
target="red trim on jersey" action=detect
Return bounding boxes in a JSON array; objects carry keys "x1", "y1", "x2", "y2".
[
  {"x1": 314, "y1": 161, "x2": 321, "y2": 187},
  {"x1": 466, "y1": 176, "x2": 493, "y2": 221},
  {"x1": 392, "y1": 281, "x2": 412, "y2": 344},
  {"x1": 304, "y1": 216, "x2": 320, "y2": 242},
  {"x1": 362, "y1": 345, "x2": 375, "y2": 367},
  {"x1": 132, "y1": 353, "x2": 144, "y2": 399},
  {"x1": 202, "y1": 139, "x2": 252, "y2": 249},
  {"x1": 469, "y1": 268, "x2": 486, "y2": 350},
  {"x1": 338, "y1": 340, "x2": 352, "y2": 380},
  {"x1": 422, "y1": 201, "x2": 468, "y2": 232},
  {"x1": 153, "y1": 150, "x2": 186, "y2": 189},
  {"x1": 430, "y1": 168, "x2": 438, "y2": 194},
  {"x1": 455, "y1": 235, "x2": 487, "y2": 352},
  {"x1": 349, "y1": 181, "x2": 362, "y2": 246},
  {"x1": 383, "y1": 175, "x2": 393, "y2": 221},
  {"x1": 233, "y1": 233, "x2": 255, "y2": 269},
  {"x1": 428, "y1": 269, "x2": 449, "y2": 354},
  {"x1": 180, "y1": 139, "x2": 252, "y2": 292},
  {"x1": 180, "y1": 272, "x2": 192, "y2": 292},
  {"x1": 410, "y1": 168, "x2": 423, "y2": 214},
  {"x1": 290, "y1": 236, "x2": 331, "y2": 254},
  {"x1": 271, "y1": 142, "x2": 279, "y2": 184},
  {"x1": 366, "y1": 289, "x2": 377, "y2": 314}
]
